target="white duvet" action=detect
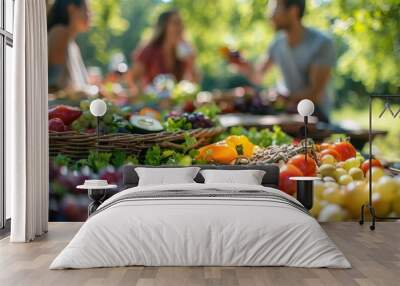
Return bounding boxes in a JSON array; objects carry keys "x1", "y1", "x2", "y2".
[{"x1": 50, "y1": 183, "x2": 351, "y2": 269}]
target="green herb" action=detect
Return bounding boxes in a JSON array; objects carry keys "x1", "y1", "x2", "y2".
[
  {"x1": 163, "y1": 117, "x2": 192, "y2": 132},
  {"x1": 162, "y1": 149, "x2": 175, "y2": 159},
  {"x1": 87, "y1": 150, "x2": 112, "y2": 172},
  {"x1": 182, "y1": 132, "x2": 197, "y2": 152},
  {"x1": 178, "y1": 155, "x2": 192, "y2": 166},
  {"x1": 144, "y1": 145, "x2": 162, "y2": 165},
  {"x1": 247, "y1": 127, "x2": 273, "y2": 147},
  {"x1": 125, "y1": 155, "x2": 139, "y2": 165},
  {"x1": 111, "y1": 150, "x2": 126, "y2": 168},
  {"x1": 188, "y1": 149, "x2": 199, "y2": 159},
  {"x1": 193, "y1": 156, "x2": 208, "y2": 165},
  {"x1": 72, "y1": 159, "x2": 89, "y2": 171},
  {"x1": 271, "y1": 126, "x2": 292, "y2": 145},
  {"x1": 216, "y1": 125, "x2": 292, "y2": 147},
  {"x1": 229, "y1": 126, "x2": 247, "y2": 136},
  {"x1": 195, "y1": 103, "x2": 220, "y2": 121},
  {"x1": 166, "y1": 152, "x2": 183, "y2": 165},
  {"x1": 54, "y1": 154, "x2": 71, "y2": 167}
]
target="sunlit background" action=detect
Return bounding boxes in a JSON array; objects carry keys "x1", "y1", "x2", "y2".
[
  {"x1": 46, "y1": 0, "x2": 400, "y2": 222},
  {"x1": 71, "y1": 0, "x2": 399, "y2": 156}
]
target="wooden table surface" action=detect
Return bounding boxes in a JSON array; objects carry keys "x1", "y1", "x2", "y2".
[
  {"x1": 218, "y1": 113, "x2": 388, "y2": 149},
  {"x1": 1, "y1": 222, "x2": 399, "y2": 286}
]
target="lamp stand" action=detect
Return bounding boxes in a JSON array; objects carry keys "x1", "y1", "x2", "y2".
[
  {"x1": 96, "y1": 116, "x2": 100, "y2": 153},
  {"x1": 304, "y1": 116, "x2": 308, "y2": 162}
]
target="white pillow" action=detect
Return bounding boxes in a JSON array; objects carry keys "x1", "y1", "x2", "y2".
[
  {"x1": 136, "y1": 167, "x2": 200, "y2": 186},
  {"x1": 200, "y1": 169, "x2": 266, "y2": 185}
]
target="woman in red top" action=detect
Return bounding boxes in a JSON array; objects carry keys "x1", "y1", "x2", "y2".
[{"x1": 128, "y1": 9, "x2": 200, "y2": 96}]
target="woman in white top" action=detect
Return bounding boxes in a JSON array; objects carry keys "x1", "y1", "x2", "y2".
[{"x1": 47, "y1": 0, "x2": 90, "y2": 92}]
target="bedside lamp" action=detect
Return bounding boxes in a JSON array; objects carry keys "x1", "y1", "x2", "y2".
[
  {"x1": 297, "y1": 99, "x2": 314, "y2": 162},
  {"x1": 90, "y1": 99, "x2": 107, "y2": 149},
  {"x1": 289, "y1": 99, "x2": 318, "y2": 210}
]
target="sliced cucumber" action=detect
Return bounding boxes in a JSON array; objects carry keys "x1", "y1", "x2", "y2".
[{"x1": 129, "y1": 115, "x2": 164, "y2": 133}]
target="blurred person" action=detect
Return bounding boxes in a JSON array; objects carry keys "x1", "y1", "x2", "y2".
[
  {"x1": 235, "y1": 0, "x2": 336, "y2": 122},
  {"x1": 47, "y1": 0, "x2": 90, "y2": 92},
  {"x1": 106, "y1": 52, "x2": 129, "y2": 84},
  {"x1": 102, "y1": 53, "x2": 130, "y2": 105},
  {"x1": 127, "y1": 9, "x2": 200, "y2": 97}
]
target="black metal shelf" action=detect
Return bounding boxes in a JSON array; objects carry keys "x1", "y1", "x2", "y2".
[{"x1": 359, "y1": 94, "x2": 400, "y2": 230}]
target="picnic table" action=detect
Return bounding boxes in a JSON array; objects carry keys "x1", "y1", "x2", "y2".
[{"x1": 218, "y1": 113, "x2": 387, "y2": 150}]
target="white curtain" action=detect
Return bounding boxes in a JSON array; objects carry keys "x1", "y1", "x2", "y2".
[{"x1": 7, "y1": 0, "x2": 49, "y2": 242}]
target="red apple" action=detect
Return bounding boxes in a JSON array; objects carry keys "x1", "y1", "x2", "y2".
[
  {"x1": 49, "y1": 118, "x2": 67, "y2": 132},
  {"x1": 49, "y1": 105, "x2": 82, "y2": 125}
]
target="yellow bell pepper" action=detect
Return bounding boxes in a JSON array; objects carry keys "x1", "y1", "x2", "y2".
[{"x1": 224, "y1": 135, "x2": 255, "y2": 158}]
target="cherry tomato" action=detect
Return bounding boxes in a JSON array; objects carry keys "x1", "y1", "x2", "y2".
[
  {"x1": 287, "y1": 154, "x2": 317, "y2": 176},
  {"x1": 332, "y1": 141, "x2": 357, "y2": 161},
  {"x1": 320, "y1": 148, "x2": 342, "y2": 161},
  {"x1": 279, "y1": 164, "x2": 304, "y2": 195},
  {"x1": 361, "y1": 159, "x2": 383, "y2": 174}
]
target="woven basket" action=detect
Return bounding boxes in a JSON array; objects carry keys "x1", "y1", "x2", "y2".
[{"x1": 49, "y1": 126, "x2": 225, "y2": 160}]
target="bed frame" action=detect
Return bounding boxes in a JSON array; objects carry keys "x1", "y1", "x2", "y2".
[{"x1": 121, "y1": 165, "x2": 313, "y2": 210}]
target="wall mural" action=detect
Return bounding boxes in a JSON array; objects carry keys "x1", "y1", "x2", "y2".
[{"x1": 47, "y1": 0, "x2": 400, "y2": 222}]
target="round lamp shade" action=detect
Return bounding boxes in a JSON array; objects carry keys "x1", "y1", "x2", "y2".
[
  {"x1": 297, "y1": 99, "x2": 315, "y2": 116},
  {"x1": 90, "y1": 99, "x2": 107, "y2": 117}
]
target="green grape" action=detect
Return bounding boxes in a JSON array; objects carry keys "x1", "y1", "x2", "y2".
[
  {"x1": 71, "y1": 121, "x2": 83, "y2": 132},
  {"x1": 103, "y1": 114, "x2": 114, "y2": 125},
  {"x1": 79, "y1": 100, "x2": 90, "y2": 111},
  {"x1": 343, "y1": 158, "x2": 361, "y2": 171},
  {"x1": 82, "y1": 112, "x2": 93, "y2": 121}
]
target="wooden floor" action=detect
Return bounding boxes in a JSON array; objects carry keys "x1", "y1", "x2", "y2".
[{"x1": 0, "y1": 222, "x2": 399, "y2": 286}]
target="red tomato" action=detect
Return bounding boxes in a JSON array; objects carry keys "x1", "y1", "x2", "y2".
[
  {"x1": 361, "y1": 159, "x2": 383, "y2": 174},
  {"x1": 279, "y1": 164, "x2": 304, "y2": 195},
  {"x1": 332, "y1": 141, "x2": 357, "y2": 161},
  {"x1": 320, "y1": 148, "x2": 342, "y2": 161},
  {"x1": 287, "y1": 154, "x2": 317, "y2": 177}
]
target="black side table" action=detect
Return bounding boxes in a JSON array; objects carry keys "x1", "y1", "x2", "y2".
[
  {"x1": 289, "y1": 177, "x2": 320, "y2": 210},
  {"x1": 77, "y1": 184, "x2": 117, "y2": 216}
]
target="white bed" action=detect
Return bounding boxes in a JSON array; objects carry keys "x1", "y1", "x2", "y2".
[{"x1": 50, "y1": 182, "x2": 351, "y2": 269}]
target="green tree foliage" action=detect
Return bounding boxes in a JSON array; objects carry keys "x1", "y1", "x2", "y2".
[
  {"x1": 306, "y1": 0, "x2": 400, "y2": 93},
  {"x1": 77, "y1": 0, "x2": 399, "y2": 94},
  {"x1": 77, "y1": 0, "x2": 159, "y2": 68},
  {"x1": 78, "y1": 0, "x2": 128, "y2": 65},
  {"x1": 171, "y1": 0, "x2": 272, "y2": 75}
]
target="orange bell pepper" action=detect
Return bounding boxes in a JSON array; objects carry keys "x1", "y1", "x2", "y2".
[{"x1": 197, "y1": 142, "x2": 238, "y2": 164}]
